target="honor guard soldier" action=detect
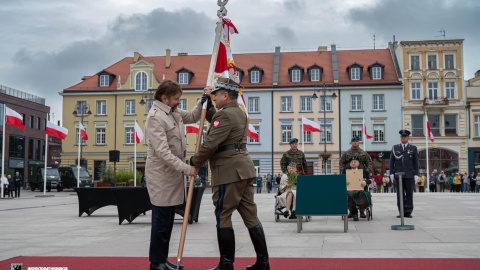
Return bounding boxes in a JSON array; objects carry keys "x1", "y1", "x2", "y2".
[
  {"x1": 340, "y1": 136, "x2": 373, "y2": 175},
  {"x1": 191, "y1": 78, "x2": 270, "y2": 270},
  {"x1": 280, "y1": 138, "x2": 308, "y2": 174},
  {"x1": 389, "y1": 129, "x2": 419, "y2": 218}
]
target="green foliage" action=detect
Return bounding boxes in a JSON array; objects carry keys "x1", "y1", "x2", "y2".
[
  {"x1": 99, "y1": 163, "x2": 115, "y2": 184},
  {"x1": 286, "y1": 171, "x2": 299, "y2": 185},
  {"x1": 116, "y1": 169, "x2": 143, "y2": 185}
]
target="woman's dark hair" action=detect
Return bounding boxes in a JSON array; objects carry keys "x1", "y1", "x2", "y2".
[{"x1": 154, "y1": 79, "x2": 182, "y2": 101}]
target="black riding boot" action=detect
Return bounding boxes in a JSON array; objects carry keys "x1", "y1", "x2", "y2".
[
  {"x1": 246, "y1": 224, "x2": 270, "y2": 270},
  {"x1": 211, "y1": 228, "x2": 235, "y2": 270}
]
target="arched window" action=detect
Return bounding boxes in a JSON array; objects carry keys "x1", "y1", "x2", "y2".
[
  {"x1": 419, "y1": 148, "x2": 458, "y2": 176},
  {"x1": 135, "y1": 71, "x2": 148, "y2": 91}
]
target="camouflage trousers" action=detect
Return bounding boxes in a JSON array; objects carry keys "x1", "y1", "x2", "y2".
[{"x1": 348, "y1": 190, "x2": 372, "y2": 213}]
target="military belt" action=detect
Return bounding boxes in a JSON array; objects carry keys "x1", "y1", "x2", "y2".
[{"x1": 215, "y1": 143, "x2": 247, "y2": 154}]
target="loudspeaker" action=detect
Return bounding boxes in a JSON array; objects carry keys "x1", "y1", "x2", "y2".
[{"x1": 109, "y1": 150, "x2": 120, "y2": 162}]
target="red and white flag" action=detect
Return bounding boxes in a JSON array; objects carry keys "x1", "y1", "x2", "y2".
[
  {"x1": 46, "y1": 121, "x2": 68, "y2": 139},
  {"x1": 79, "y1": 122, "x2": 88, "y2": 141},
  {"x1": 302, "y1": 116, "x2": 322, "y2": 132},
  {"x1": 426, "y1": 114, "x2": 434, "y2": 142},
  {"x1": 185, "y1": 124, "x2": 200, "y2": 134},
  {"x1": 247, "y1": 124, "x2": 259, "y2": 140},
  {"x1": 362, "y1": 119, "x2": 373, "y2": 139},
  {"x1": 134, "y1": 121, "x2": 144, "y2": 144},
  {"x1": 5, "y1": 106, "x2": 25, "y2": 130}
]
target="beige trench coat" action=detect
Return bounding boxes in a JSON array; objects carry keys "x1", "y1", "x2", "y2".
[
  {"x1": 277, "y1": 173, "x2": 296, "y2": 211},
  {"x1": 145, "y1": 99, "x2": 204, "y2": 207}
]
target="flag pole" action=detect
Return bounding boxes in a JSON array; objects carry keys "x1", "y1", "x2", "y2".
[
  {"x1": 77, "y1": 124, "x2": 81, "y2": 188},
  {"x1": 176, "y1": 4, "x2": 225, "y2": 267},
  {"x1": 301, "y1": 117, "x2": 305, "y2": 153},
  {"x1": 1, "y1": 105, "x2": 5, "y2": 198},
  {"x1": 43, "y1": 114, "x2": 49, "y2": 196},
  {"x1": 425, "y1": 111, "x2": 430, "y2": 192},
  {"x1": 134, "y1": 121, "x2": 137, "y2": 187}
]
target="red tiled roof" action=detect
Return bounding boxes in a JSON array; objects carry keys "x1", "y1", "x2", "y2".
[{"x1": 277, "y1": 51, "x2": 333, "y2": 86}]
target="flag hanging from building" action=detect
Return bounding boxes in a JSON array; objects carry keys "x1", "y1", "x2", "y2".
[
  {"x1": 134, "y1": 121, "x2": 144, "y2": 144},
  {"x1": 5, "y1": 106, "x2": 25, "y2": 130},
  {"x1": 46, "y1": 121, "x2": 68, "y2": 139},
  {"x1": 213, "y1": 18, "x2": 249, "y2": 121},
  {"x1": 362, "y1": 118, "x2": 373, "y2": 139},
  {"x1": 79, "y1": 122, "x2": 88, "y2": 140},
  {"x1": 302, "y1": 116, "x2": 322, "y2": 132},
  {"x1": 185, "y1": 124, "x2": 200, "y2": 134},
  {"x1": 247, "y1": 124, "x2": 259, "y2": 140},
  {"x1": 426, "y1": 114, "x2": 434, "y2": 142}
]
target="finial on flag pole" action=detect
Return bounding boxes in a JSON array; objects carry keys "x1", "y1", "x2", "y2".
[{"x1": 217, "y1": 0, "x2": 228, "y2": 17}]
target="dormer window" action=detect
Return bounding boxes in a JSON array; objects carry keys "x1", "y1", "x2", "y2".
[
  {"x1": 237, "y1": 68, "x2": 244, "y2": 83},
  {"x1": 347, "y1": 64, "x2": 363, "y2": 81},
  {"x1": 135, "y1": 71, "x2": 148, "y2": 91},
  {"x1": 288, "y1": 65, "x2": 304, "y2": 82},
  {"x1": 307, "y1": 65, "x2": 323, "y2": 82},
  {"x1": 176, "y1": 68, "x2": 194, "y2": 85},
  {"x1": 248, "y1": 67, "x2": 264, "y2": 84},
  {"x1": 99, "y1": 75, "x2": 110, "y2": 87},
  {"x1": 368, "y1": 63, "x2": 384, "y2": 80}
]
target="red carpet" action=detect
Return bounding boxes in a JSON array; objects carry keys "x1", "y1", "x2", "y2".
[{"x1": 1, "y1": 257, "x2": 479, "y2": 270}]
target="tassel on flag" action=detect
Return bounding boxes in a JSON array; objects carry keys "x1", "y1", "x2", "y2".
[
  {"x1": 426, "y1": 114, "x2": 435, "y2": 142},
  {"x1": 79, "y1": 122, "x2": 88, "y2": 140},
  {"x1": 302, "y1": 116, "x2": 322, "y2": 132},
  {"x1": 185, "y1": 124, "x2": 200, "y2": 134},
  {"x1": 5, "y1": 106, "x2": 26, "y2": 130},
  {"x1": 247, "y1": 124, "x2": 259, "y2": 140},
  {"x1": 46, "y1": 121, "x2": 68, "y2": 139},
  {"x1": 134, "y1": 121, "x2": 144, "y2": 144}
]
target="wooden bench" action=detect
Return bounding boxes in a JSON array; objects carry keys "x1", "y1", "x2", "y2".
[{"x1": 295, "y1": 175, "x2": 348, "y2": 233}]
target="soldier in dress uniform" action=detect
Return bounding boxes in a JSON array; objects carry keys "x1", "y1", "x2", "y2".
[
  {"x1": 339, "y1": 136, "x2": 373, "y2": 175},
  {"x1": 389, "y1": 130, "x2": 419, "y2": 218},
  {"x1": 191, "y1": 78, "x2": 270, "y2": 270},
  {"x1": 280, "y1": 138, "x2": 308, "y2": 174}
]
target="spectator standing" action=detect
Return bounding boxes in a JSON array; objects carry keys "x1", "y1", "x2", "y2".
[
  {"x1": 383, "y1": 173, "x2": 391, "y2": 193},
  {"x1": 266, "y1": 174, "x2": 272, "y2": 193},
  {"x1": 417, "y1": 173, "x2": 425, "y2": 192},
  {"x1": 429, "y1": 172, "x2": 437, "y2": 192},
  {"x1": 13, "y1": 172, "x2": 23, "y2": 198},
  {"x1": 453, "y1": 173, "x2": 462, "y2": 192},
  {"x1": 437, "y1": 171, "x2": 447, "y2": 192},
  {"x1": 449, "y1": 174, "x2": 454, "y2": 192},
  {"x1": 462, "y1": 172, "x2": 469, "y2": 192},
  {"x1": 476, "y1": 174, "x2": 480, "y2": 193},
  {"x1": 274, "y1": 173, "x2": 281, "y2": 193},
  {"x1": 469, "y1": 172, "x2": 476, "y2": 193},
  {"x1": 374, "y1": 172, "x2": 383, "y2": 193},
  {"x1": 1, "y1": 174, "x2": 9, "y2": 197},
  {"x1": 7, "y1": 175, "x2": 15, "y2": 198},
  {"x1": 255, "y1": 174, "x2": 263, "y2": 194}
]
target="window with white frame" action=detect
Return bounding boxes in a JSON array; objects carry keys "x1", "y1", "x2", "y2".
[
  {"x1": 96, "y1": 100, "x2": 106, "y2": 115},
  {"x1": 411, "y1": 115, "x2": 424, "y2": 135},
  {"x1": 352, "y1": 124, "x2": 362, "y2": 140},
  {"x1": 445, "y1": 81, "x2": 456, "y2": 99},
  {"x1": 135, "y1": 71, "x2": 148, "y2": 91},
  {"x1": 300, "y1": 96, "x2": 312, "y2": 112},
  {"x1": 178, "y1": 72, "x2": 189, "y2": 85},
  {"x1": 125, "y1": 100, "x2": 136, "y2": 115},
  {"x1": 350, "y1": 67, "x2": 360, "y2": 80},
  {"x1": 475, "y1": 116, "x2": 480, "y2": 137},
  {"x1": 248, "y1": 125, "x2": 260, "y2": 143},
  {"x1": 146, "y1": 99, "x2": 154, "y2": 113},
  {"x1": 302, "y1": 130, "x2": 312, "y2": 143},
  {"x1": 411, "y1": 82, "x2": 421, "y2": 100},
  {"x1": 351, "y1": 95, "x2": 362, "y2": 111},
  {"x1": 96, "y1": 127, "x2": 106, "y2": 145},
  {"x1": 99, "y1": 75, "x2": 109, "y2": 87},
  {"x1": 248, "y1": 97, "x2": 260, "y2": 113},
  {"x1": 310, "y1": 68, "x2": 320, "y2": 81},
  {"x1": 428, "y1": 114, "x2": 440, "y2": 135},
  {"x1": 291, "y1": 69, "x2": 301, "y2": 82},
  {"x1": 281, "y1": 125, "x2": 292, "y2": 143},
  {"x1": 444, "y1": 114, "x2": 457, "y2": 135},
  {"x1": 373, "y1": 124, "x2": 385, "y2": 142},
  {"x1": 125, "y1": 127, "x2": 134, "y2": 144},
  {"x1": 322, "y1": 159, "x2": 332, "y2": 174},
  {"x1": 410, "y1": 55, "x2": 420, "y2": 70},
  {"x1": 320, "y1": 96, "x2": 332, "y2": 111},
  {"x1": 428, "y1": 55, "x2": 437, "y2": 69},
  {"x1": 178, "y1": 99, "x2": 187, "y2": 110},
  {"x1": 77, "y1": 101, "x2": 88, "y2": 116},
  {"x1": 320, "y1": 120, "x2": 332, "y2": 143},
  {"x1": 373, "y1": 95, "x2": 384, "y2": 110},
  {"x1": 76, "y1": 125, "x2": 87, "y2": 146},
  {"x1": 251, "y1": 70, "x2": 260, "y2": 83},
  {"x1": 281, "y1": 97, "x2": 293, "y2": 112},
  {"x1": 428, "y1": 82, "x2": 439, "y2": 99},
  {"x1": 445, "y1": 54, "x2": 454, "y2": 69},
  {"x1": 372, "y1": 66, "x2": 382, "y2": 80}
]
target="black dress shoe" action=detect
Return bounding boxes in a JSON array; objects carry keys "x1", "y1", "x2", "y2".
[
  {"x1": 353, "y1": 215, "x2": 359, "y2": 221},
  {"x1": 166, "y1": 260, "x2": 183, "y2": 270},
  {"x1": 405, "y1": 214, "x2": 413, "y2": 218},
  {"x1": 360, "y1": 212, "x2": 367, "y2": 218},
  {"x1": 150, "y1": 263, "x2": 165, "y2": 270}
]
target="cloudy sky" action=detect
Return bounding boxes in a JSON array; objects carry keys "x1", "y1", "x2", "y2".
[{"x1": 1, "y1": 0, "x2": 478, "y2": 122}]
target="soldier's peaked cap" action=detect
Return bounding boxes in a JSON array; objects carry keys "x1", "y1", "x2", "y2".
[
  {"x1": 399, "y1": 130, "x2": 411, "y2": 136},
  {"x1": 212, "y1": 78, "x2": 241, "y2": 94}
]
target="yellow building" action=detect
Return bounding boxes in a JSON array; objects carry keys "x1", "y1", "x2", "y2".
[{"x1": 466, "y1": 70, "x2": 480, "y2": 173}]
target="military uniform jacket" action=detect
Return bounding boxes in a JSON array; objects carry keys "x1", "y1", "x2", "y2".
[
  {"x1": 280, "y1": 150, "x2": 308, "y2": 174},
  {"x1": 192, "y1": 102, "x2": 255, "y2": 186},
  {"x1": 339, "y1": 148, "x2": 372, "y2": 174},
  {"x1": 389, "y1": 143, "x2": 419, "y2": 179},
  {"x1": 145, "y1": 99, "x2": 205, "y2": 207}
]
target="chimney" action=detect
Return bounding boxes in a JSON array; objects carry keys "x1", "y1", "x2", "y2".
[
  {"x1": 178, "y1": 52, "x2": 188, "y2": 56},
  {"x1": 166, "y1": 49, "x2": 171, "y2": 68},
  {"x1": 476, "y1": 70, "x2": 480, "y2": 77},
  {"x1": 134, "y1": 52, "x2": 143, "y2": 62},
  {"x1": 317, "y1": 46, "x2": 328, "y2": 51}
]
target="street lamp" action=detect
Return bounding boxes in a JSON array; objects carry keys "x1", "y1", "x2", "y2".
[
  {"x1": 312, "y1": 83, "x2": 337, "y2": 175},
  {"x1": 72, "y1": 102, "x2": 91, "y2": 176}
]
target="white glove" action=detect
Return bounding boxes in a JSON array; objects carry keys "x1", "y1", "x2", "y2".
[
  {"x1": 389, "y1": 174, "x2": 394, "y2": 182},
  {"x1": 414, "y1": 175, "x2": 418, "y2": 184}
]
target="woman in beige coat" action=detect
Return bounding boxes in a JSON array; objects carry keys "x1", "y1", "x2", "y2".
[
  {"x1": 145, "y1": 80, "x2": 214, "y2": 270},
  {"x1": 276, "y1": 163, "x2": 298, "y2": 219}
]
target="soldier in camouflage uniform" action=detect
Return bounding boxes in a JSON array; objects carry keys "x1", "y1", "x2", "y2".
[
  {"x1": 280, "y1": 138, "x2": 308, "y2": 174},
  {"x1": 339, "y1": 136, "x2": 372, "y2": 175}
]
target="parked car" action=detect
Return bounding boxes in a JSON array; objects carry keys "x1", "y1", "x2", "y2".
[
  {"x1": 29, "y1": 166, "x2": 60, "y2": 192},
  {"x1": 58, "y1": 165, "x2": 94, "y2": 191}
]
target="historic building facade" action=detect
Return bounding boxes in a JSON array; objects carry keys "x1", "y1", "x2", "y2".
[{"x1": 466, "y1": 70, "x2": 480, "y2": 173}]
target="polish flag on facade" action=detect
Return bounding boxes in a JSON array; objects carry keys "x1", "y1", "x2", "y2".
[
  {"x1": 79, "y1": 122, "x2": 88, "y2": 140},
  {"x1": 426, "y1": 114, "x2": 435, "y2": 142},
  {"x1": 362, "y1": 119, "x2": 373, "y2": 139},
  {"x1": 134, "y1": 121, "x2": 144, "y2": 144},
  {"x1": 46, "y1": 121, "x2": 68, "y2": 139},
  {"x1": 5, "y1": 106, "x2": 25, "y2": 130},
  {"x1": 185, "y1": 124, "x2": 200, "y2": 134},
  {"x1": 247, "y1": 124, "x2": 259, "y2": 140},
  {"x1": 301, "y1": 116, "x2": 322, "y2": 132}
]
